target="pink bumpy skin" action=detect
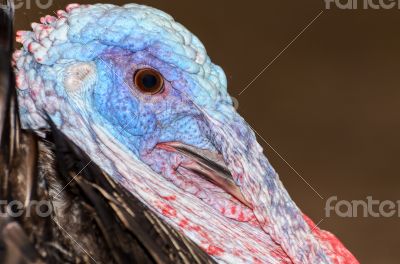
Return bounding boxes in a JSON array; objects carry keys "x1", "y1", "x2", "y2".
[{"x1": 14, "y1": 3, "x2": 359, "y2": 264}]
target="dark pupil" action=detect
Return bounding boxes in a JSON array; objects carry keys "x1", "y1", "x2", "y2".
[{"x1": 141, "y1": 74, "x2": 157, "y2": 89}]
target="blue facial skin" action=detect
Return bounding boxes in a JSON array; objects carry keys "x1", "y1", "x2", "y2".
[
  {"x1": 91, "y1": 49, "x2": 218, "y2": 157},
  {"x1": 14, "y1": 4, "x2": 336, "y2": 263}
]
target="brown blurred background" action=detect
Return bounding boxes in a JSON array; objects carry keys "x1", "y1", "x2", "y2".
[{"x1": 14, "y1": 1, "x2": 400, "y2": 263}]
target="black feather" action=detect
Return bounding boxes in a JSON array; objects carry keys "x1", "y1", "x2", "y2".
[
  {"x1": 0, "y1": 2, "x2": 216, "y2": 262},
  {"x1": 45, "y1": 119, "x2": 216, "y2": 263},
  {"x1": 0, "y1": 0, "x2": 16, "y2": 166},
  {"x1": 0, "y1": 1, "x2": 43, "y2": 263}
]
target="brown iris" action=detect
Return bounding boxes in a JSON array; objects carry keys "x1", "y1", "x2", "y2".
[{"x1": 134, "y1": 68, "x2": 164, "y2": 94}]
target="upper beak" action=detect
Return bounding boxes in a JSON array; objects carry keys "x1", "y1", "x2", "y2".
[{"x1": 156, "y1": 142, "x2": 252, "y2": 209}]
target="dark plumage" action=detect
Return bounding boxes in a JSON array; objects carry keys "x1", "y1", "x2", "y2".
[
  {"x1": 0, "y1": 2, "x2": 215, "y2": 263},
  {"x1": 2, "y1": 2, "x2": 359, "y2": 263}
]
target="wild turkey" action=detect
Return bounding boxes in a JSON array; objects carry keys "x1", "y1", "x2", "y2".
[{"x1": 0, "y1": 2, "x2": 358, "y2": 263}]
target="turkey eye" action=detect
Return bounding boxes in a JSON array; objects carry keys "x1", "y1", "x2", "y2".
[{"x1": 134, "y1": 68, "x2": 164, "y2": 94}]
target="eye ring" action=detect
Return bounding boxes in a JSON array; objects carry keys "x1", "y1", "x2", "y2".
[{"x1": 133, "y1": 68, "x2": 164, "y2": 95}]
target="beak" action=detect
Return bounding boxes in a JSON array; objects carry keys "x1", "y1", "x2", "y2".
[{"x1": 156, "y1": 142, "x2": 252, "y2": 209}]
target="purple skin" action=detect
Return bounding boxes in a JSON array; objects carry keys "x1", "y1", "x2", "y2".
[{"x1": 13, "y1": 3, "x2": 358, "y2": 264}]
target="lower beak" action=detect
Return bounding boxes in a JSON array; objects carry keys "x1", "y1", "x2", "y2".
[{"x1": 156, "y1": 142, "x2": 252, "y2": 209}]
